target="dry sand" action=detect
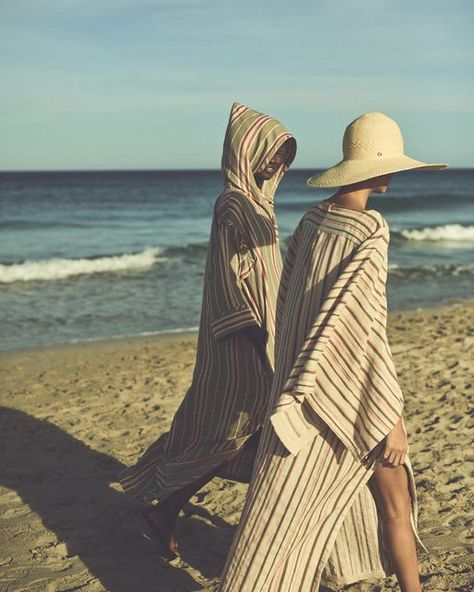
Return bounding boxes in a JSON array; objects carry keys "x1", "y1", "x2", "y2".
[{"x1": 0, "y1": 301, "x2": 473, "y2": 592}]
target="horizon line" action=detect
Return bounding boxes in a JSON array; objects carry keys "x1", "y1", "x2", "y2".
[{"x1": 0, "y1": 166, "x2": 468, "y2": 174}]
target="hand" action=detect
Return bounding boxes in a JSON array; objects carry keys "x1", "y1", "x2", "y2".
[{"x1": 379, "y1": 416, "x2": 409, "y2": 467}]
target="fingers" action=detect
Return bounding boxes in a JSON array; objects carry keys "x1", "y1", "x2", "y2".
[
  {"x1": 381, "y1": 446, "x2": 396, "y2": 465},
  {"x1": 380, "y1": 447, "x2": 408, "y2": 467}
]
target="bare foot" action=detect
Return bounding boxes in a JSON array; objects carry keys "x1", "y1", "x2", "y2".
[{"x1": 143, "y1": 507, "x2": 180, "y2": 559}]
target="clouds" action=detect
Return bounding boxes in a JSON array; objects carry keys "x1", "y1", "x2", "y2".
[{"x1": 0, "y1": 0, "x2": 473, "y2": 169}]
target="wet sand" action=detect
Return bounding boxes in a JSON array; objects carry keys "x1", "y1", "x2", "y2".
[{"x1": 0, "y1": 301, "x2": 472, "y2": 591}]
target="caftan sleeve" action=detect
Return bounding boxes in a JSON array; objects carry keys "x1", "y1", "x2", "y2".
[
  {"x1": 208, "y1": 220, "x2": 259, "y2": 340},
  {"x1": 270, "y1": 223, "x2": 404, "y2": 463}
]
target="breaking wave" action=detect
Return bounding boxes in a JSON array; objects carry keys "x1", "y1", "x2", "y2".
[
  {"x1": 0, "y1": 247, "x2": 165, "y2": 283},
  {"x1": 388, "y1": 263, "x2": 474, "y2": 277},
  {"x1": 393, "y1": 224, "x2": 474, "y2": 242}
]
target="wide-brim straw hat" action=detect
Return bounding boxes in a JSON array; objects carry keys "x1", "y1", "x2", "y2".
[{"x1": 307, "y1": 112, "x2": 447, "y2": 188}]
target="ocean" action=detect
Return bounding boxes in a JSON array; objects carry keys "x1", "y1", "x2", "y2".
[{"x1": 1, "y1": 169, "x2": 473, "y2": 352}]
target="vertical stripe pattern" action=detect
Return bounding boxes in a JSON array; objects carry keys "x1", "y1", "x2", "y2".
[
  {"x1": 118, "y1": 103, "x2": 296, "y2": 503},
  {"x1": 218, "y1": 201, "x2": 425, "y2": 591}
]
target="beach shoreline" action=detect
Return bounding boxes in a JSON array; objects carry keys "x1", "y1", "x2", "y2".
[
  {"x1": 0, "y1": 328, "x2": 200, "y2": 358},
  {"x1": 1, "y1": 295, "x2": 472, "y2": 358},
  {"x1": 0, "y1": 300, "x2": 473, "y2": 591}
]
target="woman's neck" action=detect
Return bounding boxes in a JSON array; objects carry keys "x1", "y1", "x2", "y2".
[{"x1": 329, "y1": 185, "x2": 372, "y2": 212}]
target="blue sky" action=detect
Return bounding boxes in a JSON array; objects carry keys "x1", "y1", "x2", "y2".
[{"x1": 1, "y1": 0, "x2": 473, "y2": 170}]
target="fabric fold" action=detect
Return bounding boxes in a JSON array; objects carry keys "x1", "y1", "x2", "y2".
[
  {"x1": 208, "y1": 220, "x2": 260, "y2": 340},
  {"x1": 270, "y1": 218, "x2": 404, "y2": 462}
]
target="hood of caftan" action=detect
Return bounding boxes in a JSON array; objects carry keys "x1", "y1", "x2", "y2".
[{"x1": 221, "y1": 102, "x2": 296, "y2": 213}]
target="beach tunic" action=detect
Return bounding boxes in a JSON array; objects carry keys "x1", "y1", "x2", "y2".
[
  {"x1": 218, "y1": 200, "x2": 426, "y2": 591},
  {"x1": 118, "y1": 102, "x2": 295, "y2": 503}
]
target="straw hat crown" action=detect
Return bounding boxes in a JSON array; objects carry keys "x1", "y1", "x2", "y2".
[
  {"x1": 343, "y1": 112, "x2": 403, "y2": 160},
  {"x1": 308, "y1": 112, "x2": 446, "y2": 188}
]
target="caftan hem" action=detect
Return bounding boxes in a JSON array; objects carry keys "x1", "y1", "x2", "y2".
[{"x1": 321, "y1": 568, "x2": 388, "y2": 590}]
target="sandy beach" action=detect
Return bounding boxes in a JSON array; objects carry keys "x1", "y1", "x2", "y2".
[{"x1": 0, "y1": 301, "x2": 472, "y2": 592}]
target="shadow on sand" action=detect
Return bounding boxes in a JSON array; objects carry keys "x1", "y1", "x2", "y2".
[{"x1": 0, "y1": 406, "x2": 236, "y2": 591}]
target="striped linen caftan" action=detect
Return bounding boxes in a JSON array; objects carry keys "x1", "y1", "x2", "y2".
[
  {"x1": 218, "y1": 200, "x2": 426, "y2": 591},
  {"x1": 118, "y1": 102, "x2": 296, "y2": 504}
]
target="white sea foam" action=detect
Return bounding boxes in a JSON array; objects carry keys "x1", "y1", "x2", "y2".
[
  {"x1": 388, "y1": 263, "x2": 474, "y2": 276},
  {"x1": 399, "y1": 224, "x2": 474, "y2": 242},
  {"x1": 66, "y1": 326, "x2": 200, "y2": 345},
  {"x1": 0, "y1": 247, "x2": 165, "y2": 283}
]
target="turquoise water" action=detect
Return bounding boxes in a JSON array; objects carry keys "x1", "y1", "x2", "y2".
[{"x1": 1, "y1": 169, "x2": 473, "y2": 351}]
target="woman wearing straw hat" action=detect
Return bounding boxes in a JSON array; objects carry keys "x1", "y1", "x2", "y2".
[{"x1": 218, "y1": 112, "x2": 446, "y2": 592}]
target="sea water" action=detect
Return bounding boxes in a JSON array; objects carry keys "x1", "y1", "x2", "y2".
[{"x1": 1, "y1": 169, "x2": 473, "y2": 351}]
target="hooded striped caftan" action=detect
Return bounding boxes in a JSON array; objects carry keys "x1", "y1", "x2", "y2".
[
  {"x1": 118, "y1": 103, "x2": 296, "y2": 503},
  {"x1": 218, "y1": 200, "x2": 426, "y2": 591}
]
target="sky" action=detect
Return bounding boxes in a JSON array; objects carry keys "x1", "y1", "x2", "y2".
[{"x1": 1, "y1": 0, "x2": 473, "y2": 170}]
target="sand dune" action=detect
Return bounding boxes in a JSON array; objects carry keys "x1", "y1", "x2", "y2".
[{"x1": 0, "y1": 301, "x2": 472, "y2": 591}]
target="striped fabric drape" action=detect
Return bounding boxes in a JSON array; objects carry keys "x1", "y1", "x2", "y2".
[
  {"x1": 118, "y1": 103, "x2": 296, "y2": 503},
  {"x1": 218, "y1": 201, "x2": 425, "y2": 591},
  {"x1": 270, "y1": 203, "x2": 404, "y2": 463}
]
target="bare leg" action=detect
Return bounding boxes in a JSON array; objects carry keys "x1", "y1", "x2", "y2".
[
  {"x1": 145, "y1": 444, "x2": 247, "y2": 559},
  {"x1": 368, "y1": 460, "x2": 422, "y2": 592}
]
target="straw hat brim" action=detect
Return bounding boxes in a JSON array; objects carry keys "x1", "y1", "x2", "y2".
[{"x1": 307, "y1": 155, "x2": 447, "y2": 188}]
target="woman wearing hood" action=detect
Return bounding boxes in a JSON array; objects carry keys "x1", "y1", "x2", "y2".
[{"x1": 118, "y1": 102, "x2": 296, "y2": 558}]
